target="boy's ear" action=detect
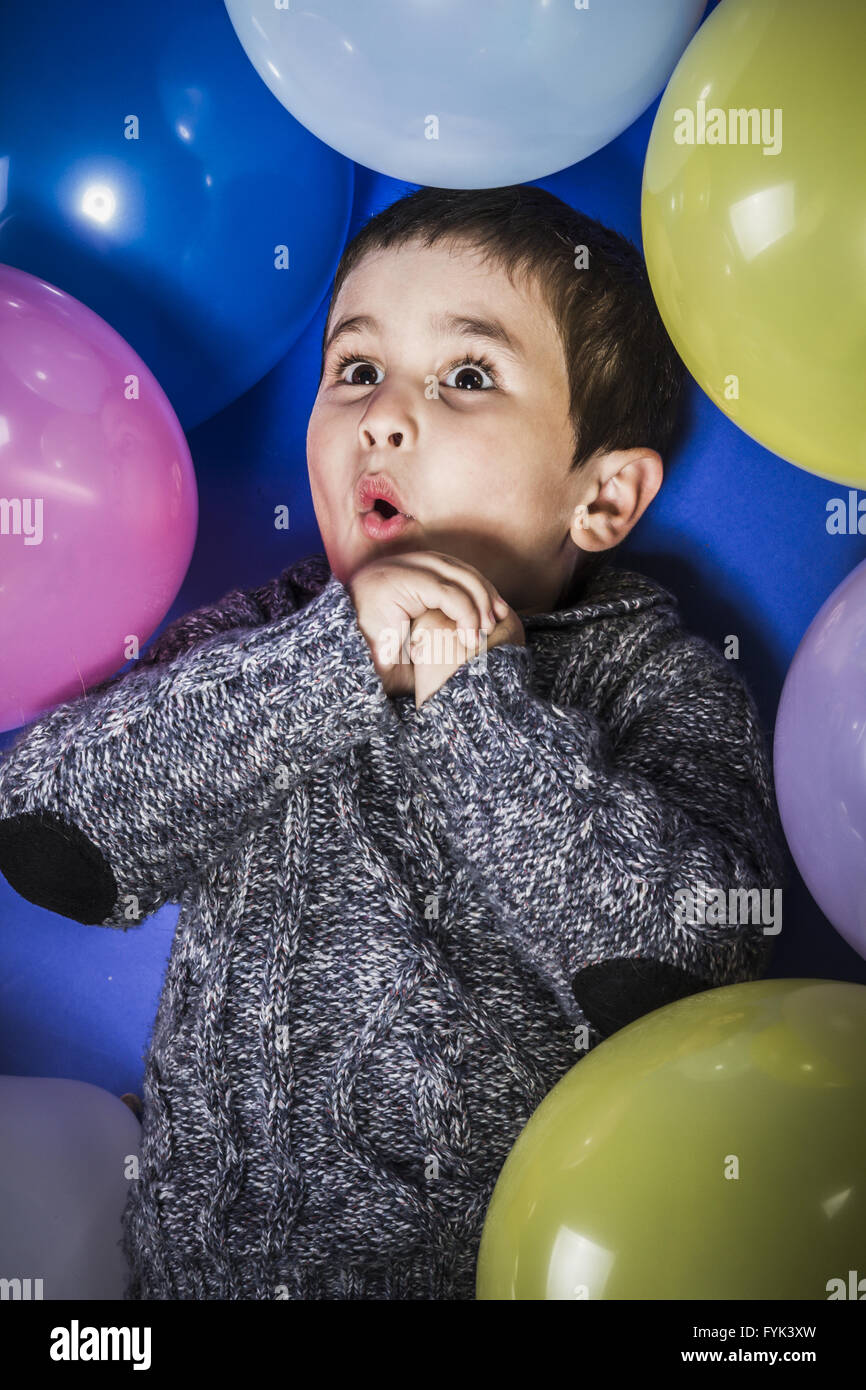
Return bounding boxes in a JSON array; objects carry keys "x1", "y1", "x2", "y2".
[
  {"x1": 570, "y1": 449, "x2": 664, "y2": 552},
  {"x1": 572, "y1": 957, "x2": 712, "y2": 1037}
]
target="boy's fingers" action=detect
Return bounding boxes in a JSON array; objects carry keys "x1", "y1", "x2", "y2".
[
  {"x1": 426, "y1": 555, "x2": 503, "y2": 628},
  {"x1": 394, "y1": 552, "x2": 503, "y2": 630},
  {"x1": 409, "y1": 572, "x2": 487, "y2": 636},
  {"x1": 409, "y1": 608, "x2": 472, "y2": 664},
  {"x1": 409, "y1": 611, "x2": 499, "y2": 669}
]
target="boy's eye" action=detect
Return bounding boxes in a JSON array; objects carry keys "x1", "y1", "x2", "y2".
[
  {"x1": 330, "y1": 353, "x2": 499, "y2": 390},
  {"x1": 442, "y1": 358, "x2": 498, "y2": 390},
  {"x1": 336, "y1": 358, "x2": 384, "y2": 387}
]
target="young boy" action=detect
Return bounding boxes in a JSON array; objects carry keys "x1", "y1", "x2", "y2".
[{"x1": 0, "y1": 185, "x2": 787, "y2": 1300}]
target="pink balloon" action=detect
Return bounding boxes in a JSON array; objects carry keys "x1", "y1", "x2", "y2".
[{"x1": 0, "y1": 264, "x2": 197, "y2": 731}]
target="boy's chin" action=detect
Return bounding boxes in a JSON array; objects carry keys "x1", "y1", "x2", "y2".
[{"x1": 336, "y1": 524, "x2": 505, "y2": 582}]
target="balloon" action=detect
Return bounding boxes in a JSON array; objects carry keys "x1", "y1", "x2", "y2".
[
  {"x1": 477, "y1": 979, "x2": 866, "y2": 1299},
  {"x1": 0, "y1": 264, "x2": 197, "y2": 732},
  {"x1": 642, "y1": 0, "x2": 866, "y2": 487},
  {"x1": 224, "y1": 0, "x2": 707, "y2": 188},
  {"x1": 0, "y1": 0, "x2": 353, "y2": 431},
  {"x1": 774, "y1": 559, "x2": 866, "y2": 960},
  {"x1": 0, "y1": 1076, "x2": 141, "y2": 1300}
]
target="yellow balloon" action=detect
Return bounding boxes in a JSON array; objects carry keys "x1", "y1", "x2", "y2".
[
  {"x1": 641, "y1": 0, "x2": 866, "y2": 487},
  {"x1": 476, "y1": 980, "x2": 866, "y2": 1300}
]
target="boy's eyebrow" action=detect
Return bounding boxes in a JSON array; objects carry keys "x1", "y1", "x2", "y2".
[{"x1": 324, "y1": 311, "x2": 526, "y2": 363}]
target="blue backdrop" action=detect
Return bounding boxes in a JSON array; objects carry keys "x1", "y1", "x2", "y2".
[{"x1": 2, "y1": 8, "x2": 864, "y2": 1102}]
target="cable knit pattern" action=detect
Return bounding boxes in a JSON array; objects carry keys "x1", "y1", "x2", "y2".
[{"x1": 0, "y1": 551, "x2": 787, "y2": 1300}]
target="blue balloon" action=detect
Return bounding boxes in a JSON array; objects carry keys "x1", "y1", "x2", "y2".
[
  {"x1": 224, "y1": 0, "x2": 707, "y2": 188},
  {"x1": 0, "y1": 0, "x2": 353, "y2": 430}
]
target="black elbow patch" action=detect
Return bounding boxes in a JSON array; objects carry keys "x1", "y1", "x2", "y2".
[
  {"x1": 572, "y1": 956, "x2": 712, "y2": 1037},
  {"x1": 0, "y1": 810, "x2": 118, "y2": 925}
]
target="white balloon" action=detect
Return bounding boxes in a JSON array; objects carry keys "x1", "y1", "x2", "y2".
[
  {"x1": 0, "y1": 1076, "x2": 141, "y2": 1300},
  {"x1": 223, "y1": 0, "x2": 707, "y2": 188}
]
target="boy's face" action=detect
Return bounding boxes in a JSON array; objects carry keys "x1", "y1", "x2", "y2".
[{"x1": 306, "y1": 238, "x2": 582, "y2": 614}]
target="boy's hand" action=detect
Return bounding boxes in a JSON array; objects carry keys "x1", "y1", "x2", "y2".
[
  {"x1": 348, "y1": 551, "x2": 509, "y2": 698},
  {"x1": 410, "y1": 604, "x2": 525, "y2": 708}
]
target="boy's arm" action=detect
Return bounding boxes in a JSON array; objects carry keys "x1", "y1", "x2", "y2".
[
  {"x1": 395, "y1": 634, "x2": 788, "y2": 1038},
  {"x1": 0, "y1": 572, "x2": 392, "y2": 928}
]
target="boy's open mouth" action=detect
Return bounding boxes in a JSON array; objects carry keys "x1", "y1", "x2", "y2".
[
  {"x1": 372, "y1": 498, "x2": 401, "y2": 519},
  {"x1": 359, "y1": 495, "x2": 416, "y2": 539},
  {"x1": 356, "y1": 472, "x2": 416, "y2": 538},
  {"x1": 356, "y1": 472, "x2": 413, "y2": 520}
]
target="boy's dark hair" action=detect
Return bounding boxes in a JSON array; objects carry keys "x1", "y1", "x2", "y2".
[{"x1": 320, "y1": 184, "x2": 687, "y2": 593}]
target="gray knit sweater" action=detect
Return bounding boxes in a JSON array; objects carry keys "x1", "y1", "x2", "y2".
[{"x1": 0, "y1": 551, "x2": 787, "y2": 1300}]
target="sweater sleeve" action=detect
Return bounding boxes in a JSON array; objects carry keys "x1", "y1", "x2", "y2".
[
  {"x1": 85, "y1": 553, "x2": 332, "y2": 691},
  {"x1": 0, "y1": 574, "x2": 392, "y2": 929},
  {"x1": 395, "y1": 636, "x2": 788, "y2": 1038}
]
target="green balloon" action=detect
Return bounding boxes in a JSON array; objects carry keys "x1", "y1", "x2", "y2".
[
  {"x1": 476, "y1": 980, "x2": 866, "y2": 1300},
  {"x1": 641, "y1": 0, "x2": 866, "y2": 487}
]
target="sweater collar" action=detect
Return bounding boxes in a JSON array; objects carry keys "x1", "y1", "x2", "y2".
[
  {"x1": 520, "y1": 562, "x2": 677, "y2": 633},
  {"x1": 305, "y1": 551, "x2": 674, "y2": 633}
]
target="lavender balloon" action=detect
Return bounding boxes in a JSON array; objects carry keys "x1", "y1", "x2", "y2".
[
  {"x1": 774, "y1": 559, "x2": 866, "y2": 960},
  {"x1": 0, "y1": 264, "x2": 197, "y2": 732}
]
